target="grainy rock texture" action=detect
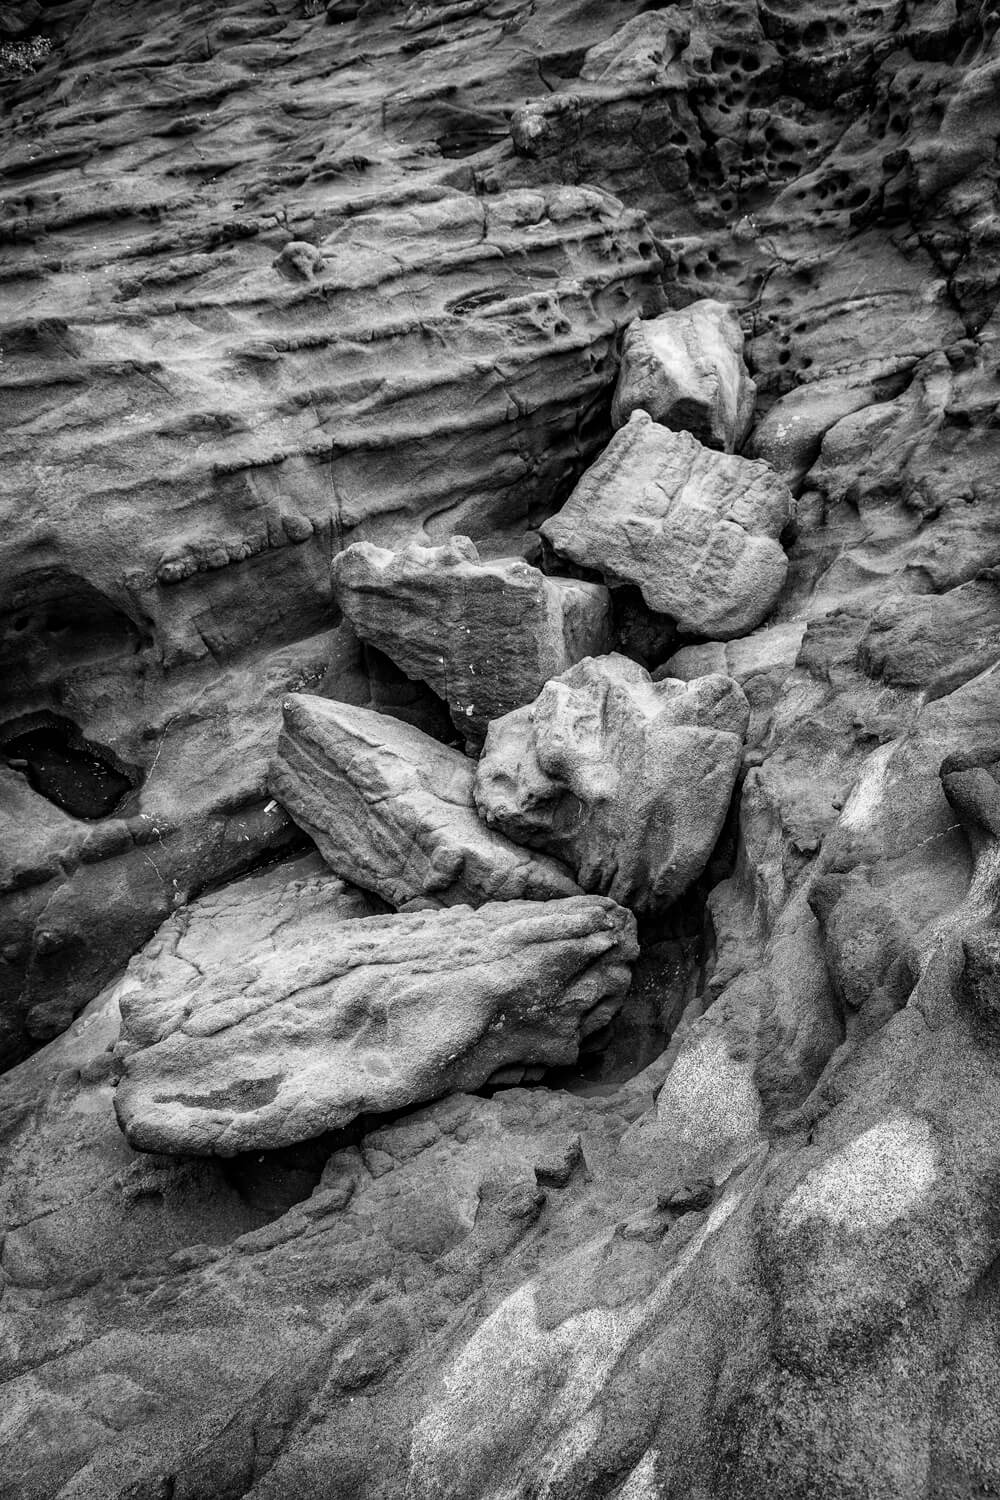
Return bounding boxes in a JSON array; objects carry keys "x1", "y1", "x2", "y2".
[
  {"x1": 541, "y1": 410, "x2": 794, "y2": 638},
  {"x1": 269, "y1": 692, "x2": 582, "y2": 907},
  {"x1": 474, "y1": 654, "x2": 749, "y2": 914},
  {"x1": 611, "y1": 297, "x2": 757, "y2": 451},
  {"x1": 114, "y1": 890, "x2": 638, "y2": 1155},
  {"x1": 332, "y1": 535, "x2": 612, "y2": 743},
  {"x1": 6, "y1": 0, "x2": 1000, "y2": 1496}
]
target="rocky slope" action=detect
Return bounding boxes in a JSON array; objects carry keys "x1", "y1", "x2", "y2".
[{"x1": 4, "y1": 0, "x2": 1000, "y2": 1497}]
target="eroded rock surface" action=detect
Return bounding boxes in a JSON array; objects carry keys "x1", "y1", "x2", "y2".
[
  {"x1": 611, "y1": 298, "x2": 757, "y2": 452},
  {"x1": 114, "y1": 891, "x2": 637, "y2": 1155},
  {"x1": 475, "y1": 655, "x2": 749, "y2": 914},
  {"x1": 269, "y1": 693, "x2": 581, "y2": 908},
  {"x1": 332, "y1": 535, "x2": 611, "y2": 744},
  {"x1": 541, "y1": 411, "x2": 794, "y2": 639}
]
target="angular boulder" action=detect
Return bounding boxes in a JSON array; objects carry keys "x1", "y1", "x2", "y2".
[
  {"x1": 331, "y1": 535, "x2": 611, "y2": 744},
  {"x1": 540, "y1": 411, "x2": 793, "y2": 639},
  {"x1": 611, "y1": 298, "x2": 757, "y2": 452},
  {"x1": 473, "y1": 654, "x2": 749, "y2": 914},
  {"x1": 113, "y1": 895, "x2": 638, "y2": 1155},
  {"x1": 268, "y1": 694, "x2": 580, "y2": 908}
]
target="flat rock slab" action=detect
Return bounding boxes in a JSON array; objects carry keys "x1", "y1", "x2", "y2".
[
  {"x1": 113, "y1": 895, "x2": 638, "y2": 1155},
  {"x1": 268, "y1": 694, "x2": 581, "y2": 908},
  {"x1": 332, "y1": 535, "x2": 611, "y2": 745},
  {"x1": 540, "y1": 410, "x2": 793, "y2": 639},
  {"x1": 611, "y1": 298, "x2": 756, "y2": 452},
  {"x1": 474, "y1": 654, "x2": 749, "y2": 914}
]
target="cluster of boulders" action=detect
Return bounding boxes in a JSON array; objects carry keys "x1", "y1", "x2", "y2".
[{"x1": 112, "y1": 300, "x2": 794, "y2": 1157}]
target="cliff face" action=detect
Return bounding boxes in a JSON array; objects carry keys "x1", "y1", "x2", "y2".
[{"x1": 4, "y1": 1, "x2": 1000, "y2": 1497}]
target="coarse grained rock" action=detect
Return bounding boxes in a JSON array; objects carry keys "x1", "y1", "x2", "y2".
[
  {"x1": 540, "y1": 411, "x2": 793, "y2": 639},
  {"x1": 474, "y1": 654, "x2": 749, "y2": 915},
  {"x1": 331, "y1": 535, "x2": 611, "y2": 745},
  {"x1": 113, "y1": 894, "x2": 638, "y2": 1155},
  {"x1": 268, "y1": 693, "x2": 581, "y2": 909},
  {"x1": 611, "y1": 298, "x2": 757, "y2": 452}
]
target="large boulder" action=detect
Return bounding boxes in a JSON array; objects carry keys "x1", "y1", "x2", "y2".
[
  {"x1": 473, "y1": 654, "x2": 749, "y2": 914},
  {"x1": 268, "y1": 694, "x2": 580, "y2": 908},
  {"x1": 611, "y1": 298, "x2": 757, "y2": 452},
  {"x1": 540, "y1": 411, "x2": 793, "y2": 639},
  {"x1": 331, "y1": 536, "x2": 611, "y2": 745},
  {"x1": 113, "y1": 894, "x2": 639, "y2": 1155}
]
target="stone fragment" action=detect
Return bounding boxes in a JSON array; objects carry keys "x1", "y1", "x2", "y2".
[
  {"x1": 268, "y1": 694, "x2": 580, "y2": 909},
  {"x1": 540, "y1": 411, "x2": 793, "y2": 639},
  {"x1": 331, "y1": 536, "x2": 611, "y2": 744},
  {"x1": 113, "y1": 895, "x2": 638, "y2": 1155},
  {"x1": 611, "y1": 298, "x2": 756, "y2": 452},
  {"x1": 473, "y1": 654, "x2": 749, "y2": 914}
]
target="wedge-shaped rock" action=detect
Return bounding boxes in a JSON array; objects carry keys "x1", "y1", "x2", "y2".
[
  {"x1": 540, "y1": 411, "x2": 792, "y2": 639},
  {"x1": 113, "y1": 895, "x2": 638, "y2": 1155},
  {"x1": 268, "y1": 694, "x2": 580, "y2": 908},
  {"x1": 611, "y1": 299, "x2": 756, "y2": 452},
  {"x1": 474, "y1": 654, "x2": 749, "y2": 914},
  {"x1": 332, "y1": 535, "x2": 611, "y2": 745}
]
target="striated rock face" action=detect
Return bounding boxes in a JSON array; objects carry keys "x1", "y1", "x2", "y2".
[
  {"x1": 269, "y1": 692, "x2": 581, "y2": 908},
  {"x1": 475, "y1": 655, "x2": 749, "y2": 914},
  {"x1": 332, "y1": 535, "x2": 611, "y2": 744},
  {"x1": 611, "y1": 297, "x2": 757, "y2": 452},
  {"x1": 114, "y1": 891, "x2": 637, "y2": 1155},
  {"x1": 542, "y1": 409, "x2": 794, "y2": 638}
]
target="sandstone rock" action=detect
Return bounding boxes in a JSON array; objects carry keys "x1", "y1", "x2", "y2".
[
  {"x1": 268, "y1": 693, "x2": 581, "y2": 909},
  {"x1": 474, "y1": 654, "x2": 749, "y2": 914},
  {"x1": 331, "y1": 535, "x2": 611, "y2": 744},
  {"x1": 272, "y1": 240, "x2": 325, "y2": 280},
  {"x1": 540, "y1": 411, "x2": 793, "y2": 639},
  {"x1": 611, "y1": 298, "x2": 757, "y2": 452},
  {"x1": 114, "y1": 895, "x2": 638, "y2": 1155}
]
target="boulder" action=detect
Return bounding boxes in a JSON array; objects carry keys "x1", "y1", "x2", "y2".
[
  {"x1": 113, "y1": 895, "x2": 638, "y2": 1154},
  {"x1": 331, "y1": 536, "x2": 611, "y2": 745},
  {"x1": 268, "y1": 694, "x2": 581, "y2": 908},
  {"x1": 473, "y1": 654, "x2": 749, "y2": 914},
  {"x1": 610, "y1": 298, "x2": 757, "y2": 452},
  {"x1": 540, "y1": 411, "x2": 793, "y2": 639}
]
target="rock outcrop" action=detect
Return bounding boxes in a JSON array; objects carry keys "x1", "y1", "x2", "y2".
[
  {"x1": 611, "y1": 298, "x2": 757, "y2": 452},
  {"x1": 541, "y1": 411, "x2": 794, "y2": 639},
  {"x1": 114, "y1": 891, "x2": 637, "y2": 1155},
  {"x1": 332, "y1": 535, "x2": 611, "y2": 744},
  {"x1": 269, "y1": 693, "x2": 581, "y2": 909},
  {"x1": 475, "y1": 655, "x2": 749, "y2": 914}
]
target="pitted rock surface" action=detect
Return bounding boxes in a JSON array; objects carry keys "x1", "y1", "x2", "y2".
[
  {"x1": 541, "y1": 410, "x2": 794, "y2": 638},
  {"x1": 332, "y1": 535, "x2": 611, "y2": 745},
  {"x1": 474, "y1": 655, "x2": 749, "y2": 914},
  {"x1": 268, "y1": 692, "x2": 581, "y2": 909}
]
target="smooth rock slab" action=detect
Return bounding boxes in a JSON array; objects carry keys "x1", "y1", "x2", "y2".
[
  {"x1": 540, "y1": 411, "x2": 793, "y2": 639},
  {"x1": 474, "y1": 654, "x2": 749, "y2": 914},
  {"x1": 268, "y1": 694, "x2": 581, "y2": 909},
  {"x1": 113, "y1": 895, "x2": 638, "y2": 1155},
  {"x1": 611, "y1": 298, "x2": 756, "y2": 452},
  {"x1": 331, "y1": 535, "x2": 611, "y2": 744}
]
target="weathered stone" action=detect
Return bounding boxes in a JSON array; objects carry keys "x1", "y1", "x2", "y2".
[
  {"x1": 113, "y1": 894, "x2": 638, "y2": 1155},
  {"x1": 540, "y1": 411, "x2": 793, "y2": 639},
  {"x1": 474, "y1": 654, "x2": 749, "y2": 914},
  {"x1": 268, "y1": 694, "x2": 580, "y2": 909},
  {"x1": 331, "y1": 535, "x2": 611, "y2": 745},
  {"x1": 611, "y1": 298, "x2": 757, "y2": 452}
]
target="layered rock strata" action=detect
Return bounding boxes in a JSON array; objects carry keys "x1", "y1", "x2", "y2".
[
  {"x1": 611, "y1": 297, "x2": 757, "y2": 452},
  {"x1": 114, "y1": 892, "x2": 637, "y2": 1155},
  {"x1": 474, "y1": 654, "x2": 749, "y2": 914},
  {"x1": 541, "y1": 410, "x2": 794, "y2": 639},
  {"x1": 268, "y1": 693, "x2": 580, "y2": 909},
  {"x1": 332, "y1": 535, "x2": 611, "y2": 744}
]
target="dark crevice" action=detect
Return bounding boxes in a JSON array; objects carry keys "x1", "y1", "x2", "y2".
[{"x1": 0, "y1": 712, "x2": 143, "y2": 820}]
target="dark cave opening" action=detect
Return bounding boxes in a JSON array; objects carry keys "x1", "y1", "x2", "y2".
[{"x1": 0, "y1": 713, "x2": 143, "y2": 820}]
